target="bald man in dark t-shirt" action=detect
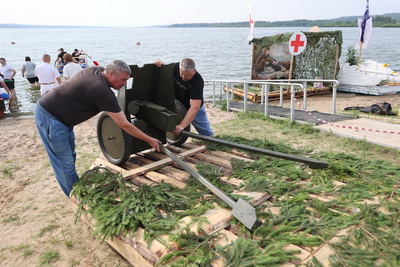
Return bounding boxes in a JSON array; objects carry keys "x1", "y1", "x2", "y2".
[{"x1": 35, "y1": 60, "x2": 161, "y2": 197}]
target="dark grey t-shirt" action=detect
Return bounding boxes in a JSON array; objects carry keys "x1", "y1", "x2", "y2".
[{"x1": 39, "y1": 66, "x2": 121, "y2": 127}]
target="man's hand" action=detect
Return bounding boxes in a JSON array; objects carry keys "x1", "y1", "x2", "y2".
[
  {"x1": 154, "y1": 60, "x2": 163, "y2": 67},
  {"x1": 148, "y1": 137, "x2": 162, "y2": 152},
  {"x1": 173, "y1": 124, "x2": 185, "y2": 136}
]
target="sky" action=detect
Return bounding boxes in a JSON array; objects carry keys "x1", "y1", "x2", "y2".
[{"x1": 2, "y1": 0, "x2": 399, "y2": 27}]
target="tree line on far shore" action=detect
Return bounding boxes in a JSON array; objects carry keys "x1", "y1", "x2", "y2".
[
  {"x1": 2, "y1": 13, "x2": 399, "y2": 29},
  {"x1": 170, "y1": 13, "x2": 400, "y2": 28}
]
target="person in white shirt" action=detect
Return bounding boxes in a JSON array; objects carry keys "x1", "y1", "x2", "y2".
[
  {"x1": 62, "y1": 53, "x2": 82, "y2": 81},
  {"x1": 35, "y1": 54, "x2": 62, "y2": 96},
  {"x1": 0, "y1": 58, "x2": 17, "y2": 97}
]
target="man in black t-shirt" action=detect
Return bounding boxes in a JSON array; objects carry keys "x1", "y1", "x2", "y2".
[
  {"x1": 155, "y1": 58, "x2": 213, "y2": 136},
  {"x1": 55, "y1": 48, "x2": 67, "y2": 65},
  {"x1": 35, "y1": 60, "x2": 161, "y2": 197},
  {"x1": 71, "y1": 49, "x2": 80, "y2": 62}
]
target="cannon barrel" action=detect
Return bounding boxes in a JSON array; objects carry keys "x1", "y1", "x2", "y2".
[{"x1": 180, "y1": 130, "x2": 328, "y2": 169}]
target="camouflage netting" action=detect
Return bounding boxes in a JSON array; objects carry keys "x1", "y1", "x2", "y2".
[{"x1": 251, "y1": 31, "x2": 342, "y2": 80}]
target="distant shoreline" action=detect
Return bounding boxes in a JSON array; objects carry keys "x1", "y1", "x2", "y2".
[{"x1": 1, "y1": 12, "x2": 400, "y2": 28}]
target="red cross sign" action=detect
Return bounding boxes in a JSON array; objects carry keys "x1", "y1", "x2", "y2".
[{"x1": 289, "y1": 32, "x2": 307, "y2": 55}]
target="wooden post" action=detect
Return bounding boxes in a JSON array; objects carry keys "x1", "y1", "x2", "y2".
[
  {"x1": 288, "y1": 54, "x2": 294, "y2": 80},
  {"x1": 250, "y1": 44, "x2": 256, "y2": 80},
  {"x1": 357, "y1": 42, "x2": 363, "y2": 65},
  {"x1": 288, "y1": 55, "x2": 294, "y2": 99},
  {"x1": 333, "y1": 45, "x2": 340, "y2": 78}
]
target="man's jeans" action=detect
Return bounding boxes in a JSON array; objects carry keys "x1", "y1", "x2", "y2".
[
  {"x1": 192, "y1": 105, "x2": 214, "y2": 136},
  {"x1": 34, "y1": 103, "x2": 78, "y2": 197}
]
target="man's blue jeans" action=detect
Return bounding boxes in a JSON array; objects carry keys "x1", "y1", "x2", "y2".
[
  {"x1": 192, "y1": 105, "x2": 214, "y2": 136},
  {"x1": 34, "y1": 103, "x2": 78, "y2": 197}
]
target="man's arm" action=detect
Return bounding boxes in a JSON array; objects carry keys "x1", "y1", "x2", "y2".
[
  {"x1": 174, "y1": 99, "x2": 201, "y2": 135},
  {"x1": 107, "y1": 111, "x2": 161, "y2": 152},
  {"x1": 11, "y1": 69, "x2": 16, "y2": 79}
]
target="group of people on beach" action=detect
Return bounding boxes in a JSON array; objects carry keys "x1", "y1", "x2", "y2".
[
  {"x1": 0, "y1": 48, "x2": 87, "y2": 114},
  {"x1": 31, "y1": 56, "x2": 213, "y2": 197}
]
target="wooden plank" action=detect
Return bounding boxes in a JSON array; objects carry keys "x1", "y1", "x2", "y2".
[
  {"x1": 309, "y1": 194, "x2": 336, "y2": 203},
  {"x1": 70, "y1": 201, "x2": 156, "y2": 267},
  {"x1": 171, "y1": 160, "x2": 198, "y2": 172},
  {"x1": 95, "y1": 146, "x2": 206, "y2": 180},
  {"x1": 283, "y1": 244, "x2": 311, "y2": 265},
  {"x1": 192, "y1": 153, "x2": 233, "y2": 168},
  {"x1": 138, "y1": 149, "x2": 196, "y2": 177},
  {"x1": 123, "y1": 154, "x2": 149, "y2": 169},
  {"x1": 210, "y1": 229, "x2": 239, "y2": 267},
  {"x1": 125, "y1": 145, "x2": 206, "y2": 177},
  {"x1": 219, "y1": 176, "x2": 245, "y2": 187},
  {"x1": 188, "y1": 207, "x2": 232, "y2": 235},
  {"x1": 223, "y1": 86, "x2": 262, "y2": 103},
  {"x1": 158, "y1": 166, "x2": 191, "y2": 182},
  {"x1": 127, "y1": 176, "x2": 155, "y2": 187},
  {"x1": 209, "y1": 150, "x2": 255, "y2": 163},
  {"x1": 94, "y1": 157, "x2": 131, "y2": 176},
  {"x1": 230, "y1": 149, "x2": 253, "y2": 159},
  {"x1": 125, "y1": 207, "x2": 232, "y2": 262},
  {"x1": 264, "y1": 206, "x2": 281, "y2": 215},
  {"x1": 233, "y1": 191, "x2": 272, "y2": 206},
  {"x1": 135, "y1": 156, "x2": 157, "y2": 165},
  {"x1": 138, "y1": 150, "x2": 169, "y2": 161},
  {"x1": 144, "y1": 171, "x2": 186, "y2": 189}
]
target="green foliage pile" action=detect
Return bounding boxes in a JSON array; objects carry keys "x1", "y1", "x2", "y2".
[{"x1": 72, "y1": 128, "x2": 400, "y2": 265}]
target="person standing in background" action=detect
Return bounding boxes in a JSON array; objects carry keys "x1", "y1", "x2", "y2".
[
  {"x1": 71, "y1": 49, "x2": 80, "y2": 63},
  {"x1": 35, "y1": 54, "x2": 62, "y2": 96},
  {"x1": 62, "y1": 53, "x2": 82, "y2": 81},
  {"x1": 21, "y1": 56, "x2": 39, "y2": 87},
  {"x1": 55, "y1": 48, "x2": 67, "y2": 65},
  {"x1": 0, "y1": 58, "x2": 17, "y2": 97}
]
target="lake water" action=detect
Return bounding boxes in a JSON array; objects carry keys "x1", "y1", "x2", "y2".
[{"x1": 1, "y1": 26, "x2": 399, "y2": 114}]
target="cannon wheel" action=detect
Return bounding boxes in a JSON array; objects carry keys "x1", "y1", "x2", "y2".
[
  {"x1": 97, "y1": 112, "x2": 132, "y2": 166},
  {"x1": 166, "y1": 100, "x2": 190, "y2": 146}
]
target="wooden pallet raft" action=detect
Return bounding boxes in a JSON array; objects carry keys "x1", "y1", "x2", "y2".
[
  {"x1": 70, "y1": 142, "x2": 391, "y2": 266},
  {"x1": 71, "y1": 143, "x2": 275, "y2": 266},
  {"x1": 223, "y1": 85, "x2": 333, "y2": 102}
]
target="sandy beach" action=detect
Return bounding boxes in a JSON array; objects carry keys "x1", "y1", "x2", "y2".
[{"x1": 0, "y1": 94, "x2": 399, "y2": 266}]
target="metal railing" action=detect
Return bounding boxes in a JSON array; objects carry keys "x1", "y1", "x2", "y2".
[{"x1": 204, "y1": 79, "x2": 339, "y2": 121}]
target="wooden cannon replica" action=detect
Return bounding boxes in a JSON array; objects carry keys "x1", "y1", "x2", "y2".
[{"x1": 96, "y1": 63, "x2": 328, "y2": 230}]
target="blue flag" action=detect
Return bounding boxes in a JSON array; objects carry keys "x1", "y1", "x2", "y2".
[
  {"x1": 356, "y1": 0, "x2": 372, "y2": 49},
  {"x1": 360, "y1": 0, "x2": 370, "y2": 43}
]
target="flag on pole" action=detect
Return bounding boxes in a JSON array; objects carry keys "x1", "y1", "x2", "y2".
[
  {"x1": 355, "y1": 0, "x2": 372, "y2": 49},
  {"x1": 246, "y1": 0, "x2": 255, "y2": 41}
]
